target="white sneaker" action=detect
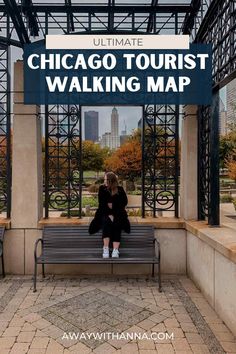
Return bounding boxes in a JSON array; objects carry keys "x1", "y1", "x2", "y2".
[
  {"x1": 103, "y1": 246, "x2": 109, "y2": 258},
  {"x1": 112, "y1": 248, "x2": 119, "y2": 258}
]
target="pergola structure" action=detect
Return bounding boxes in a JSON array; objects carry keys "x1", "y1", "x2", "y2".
[{"x1": 0, "y1": 0, "x2": 235, "y2": 225}]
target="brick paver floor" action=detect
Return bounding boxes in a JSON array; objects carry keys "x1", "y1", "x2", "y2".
[{"x1": 0, "y1": 275, "x2": 235, "y2": 354}]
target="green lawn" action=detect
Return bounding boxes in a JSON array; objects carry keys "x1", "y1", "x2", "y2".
[{"x1": 83, "y1": 171, "x2": 104, "y2": 178}]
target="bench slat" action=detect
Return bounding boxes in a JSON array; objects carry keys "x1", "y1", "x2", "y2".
[
  {"x1": 33, "y1": 224, "x2": 161, "y2": 293},
  {"x1": 38, "y1": 258, "x2": 159, "y2": 262},
  {"x1": 40, "y1": 226, "x2": 157, "y2": 258}
]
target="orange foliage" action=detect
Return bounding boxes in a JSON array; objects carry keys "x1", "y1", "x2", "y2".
[
  {"x1": 227, "y1": 159, "x2": 236, "y2": 182},
  {"x1": 104, "y1": 139, "x2": 142, "y2": 180}
]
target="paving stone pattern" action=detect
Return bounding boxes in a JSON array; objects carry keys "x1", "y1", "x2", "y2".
[
  {"x1": 0, "y1": 280, "x2": 24, "y2": 312},
  {"x1": 171, "y1": 280, "x2": 225, "y2": 354},
  {"x1": 0, "y1": 275, "x2": 235, "y2": 354},
  {"x1": 40, "y1": 289, "x2": 154, "y2": 348}
]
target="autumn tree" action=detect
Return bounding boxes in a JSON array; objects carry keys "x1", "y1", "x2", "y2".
[
  {"x1": 104, "y1": 139, "x2": 142, "y2": 182},
  {"x1": 82, "y1": 140, "x2": 109, "y2": 173},
  {"x1": 227, "y1": 160, "x2": 236, "y2": 182},
  {"x1": 104, "y1": 127, "x2": 178, "y2": 184},
  {"x1": 219, "y1": 130, "x2": 236, "y2": 168}
]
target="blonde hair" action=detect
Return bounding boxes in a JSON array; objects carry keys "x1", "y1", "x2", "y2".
[{"x1": 105, "y1": 172, "x2": 118, "y2": 195}]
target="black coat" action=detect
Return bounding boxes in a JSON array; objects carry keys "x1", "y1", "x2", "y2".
[{"x1": 89, "y1": 185, "x2": 130, "y2": 234}]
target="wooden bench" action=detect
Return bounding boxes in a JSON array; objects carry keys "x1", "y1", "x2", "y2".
[
  {"x1": 33, "y1": 224, "x2": 161, "y2": 292},
  {"x1": 0, "y1": 227, "x2": 5, "y2": 278}
]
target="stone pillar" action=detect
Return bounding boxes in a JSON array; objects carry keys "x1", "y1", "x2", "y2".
[
  {"x1": 180, "y1": 105, "x2": 198, "y2": 220},
  {"x1": 11, "y1": 60, "x2": 43, "y2": 228}
]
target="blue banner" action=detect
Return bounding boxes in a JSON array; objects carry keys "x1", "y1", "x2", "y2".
[{"x1": 24, "y1": 40, "x2": 212, "y2": 105}]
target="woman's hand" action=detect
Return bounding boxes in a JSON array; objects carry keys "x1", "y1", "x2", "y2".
[
  {"x1": 108, "y1": 215, "x2": 114, "y2": 222},
  {"x1": 107, "y1": 203, "x2": 112, "y2": 209}
]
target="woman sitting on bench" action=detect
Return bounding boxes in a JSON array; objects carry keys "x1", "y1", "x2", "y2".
[{"x1": 89, "y1": 172, "x2": 130, "y2": 258}]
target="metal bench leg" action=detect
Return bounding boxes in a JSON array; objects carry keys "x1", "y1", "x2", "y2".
[
  {"x1": 1, "y1": 254, "x2": 5, "y2": 278},
  {"x1": 158, "y1": 246, "x2": 162, "y2": 292},
  {"x1": 152, "y1": 263, "x2": 154, "y2": 277},
  {"x1": 33, "y1": 260, "x2": 37, "y2": 292},
  {"x1": 42, "y1": 263, "x2": 45, "y2": 278},
  {"x1": 158, "y1": 261, "x2": 162, "y2": 292}
]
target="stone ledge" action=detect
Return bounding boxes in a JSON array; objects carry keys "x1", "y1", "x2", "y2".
[
  {"x1": 38, "y1": 217, "x2": 91, "y2": 227},
  {"x1": 0, "y1": 218, "x2": 11, "y2": 229},
  {"x1": 38, "y1": 216, "x2": 185, "y2": 229},
  {"x1": 5, "y1": 216, "x2": 236, "y2": 264},
  {"x1": 37, "y1": 218, "x2": 236, "y2": 264},
  {"x1": 185, "y1": 220, "x2": 236, "y2": 264}
]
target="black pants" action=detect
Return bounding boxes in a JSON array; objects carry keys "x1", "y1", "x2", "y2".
[{"x1": 102, "y1": 215, "x2": 121, "y2": 242}]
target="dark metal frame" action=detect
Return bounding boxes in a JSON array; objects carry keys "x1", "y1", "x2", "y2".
[
  {"x1": 0, "y1": 14, "x2": 11, "y2": 218},
  {"x1": 143, "y1": 6, "x2": 180, "y2": 217},
  {"x1": 0, "y1": 227, "x2": 5, "y2": 277},
  {"x1": 142, "y1": 105, "x2": 179, "y2": 218},
  {"x1": 198, "y1": 104, "x2": 211, "y2": 221},
  {"x1": 197, "y1": 94, "x2": 220, "y2": 225},
  {"x1": 1, "y1": 0, "x2": 206, "y2": 39},
  {"x1": 44, "y1": 101, "x2": 180, "y2": 218},
  {"x1": 195, "y1": 0, "x2": 236, "y2": 90},
  {"x1": 0, "y1": 0, "x2": 195, "y2": 219},
  {"x1": 45, "y1": 101, "x2": 180, "y2": 218},
  {"x1": 44, "y1": 104, "x2": 82, "y2": 218},
  {"x1": 195, "y1": 0, "x2": 235, "y2": 225},
  {"x1": 0, "y1": 0, "x2": 235, "y2": 225}
]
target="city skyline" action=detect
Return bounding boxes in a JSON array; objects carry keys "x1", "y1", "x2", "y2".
[{"x1": 82, "y1": 106, "x2": 142, "y2": 140}]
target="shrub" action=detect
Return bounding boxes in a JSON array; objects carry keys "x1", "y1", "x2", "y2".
[
  {"x1": 60, "y1": 210, "x2": 85, "y2": 217},
  {"x1": 128, "y1": 190, "x2": 142, "y2": 195},
  {"x1": 220, "y1": 194, "x2": 233, "y2": 203},
  {"x1": 83, "y1": 182, "x2": 91, "y2": 187},
  {"x1": 95, "y1": 177, "x2": 104, "y2": 184},
  {"x1": 127, "y1": 208, "x2": 142, "y2": 216},
  {"x1": 88, "y1": 184, "x2": 99, "y2": 193},
  {"x1": 85, "y1": 210, "x2": 96, "y2": 217},
  {"x1": 126, "y1": 180, "x2": 135, "y2": 191},
  {"x1": 82, "y1": 196, "x2": 98, "y2": 208},
  {"x1": 160, "y1": 191, "x2": 172, "y2": 197},
  {"x1": 233, "y1": 199, "x2": 236, "y2": 211}
]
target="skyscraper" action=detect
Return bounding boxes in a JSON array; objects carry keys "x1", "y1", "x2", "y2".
[
  {"x1": 219, "y1": 98, "x2": 227, "y2": 136},
  {"x1": 111, "y1": 107, "x2": 120, "y2": 149},
  {"x1": 111, "y1": 107, "x2": 119, "y2": 136},
  {"x1": 226, "y1": 78, "x2": 236, "y2": 131},
  {"x1": 120, "y1": 120, "x2": 129, "y2": 146},
  {"x1": 138, "y1": 118, "x2": 142, "y2": 129},
  {"x1": 84, "y1": 111, "x2": 99, "y2": 142},
  {"x1": 100, "y1": 132, "x2": 111, "y2": 148}
]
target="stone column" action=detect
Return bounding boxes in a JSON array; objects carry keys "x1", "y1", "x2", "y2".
[
  {"x1": 11, "y1": 60, "x2": 43, "y2": 228},
  {"x1": 180, "y1": 105, "x2": 198, "y2": 220}
]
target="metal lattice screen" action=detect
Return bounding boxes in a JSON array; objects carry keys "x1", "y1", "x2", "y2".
[
  {"x1": 44, "y1": 105, "x2": 82, "y2": 217},
  {"x1": 0, "y1": 42, "x2": 11, "y2": 218},
  {"x1": 44, "y1": 104, "x2": 179, "y2": 218},
  {"x1": 142, "y1": 105, "x2": 179, "y2": 217},
  {"x1": 198, "y1": 93, "x2": 220, "y2": 225}
]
